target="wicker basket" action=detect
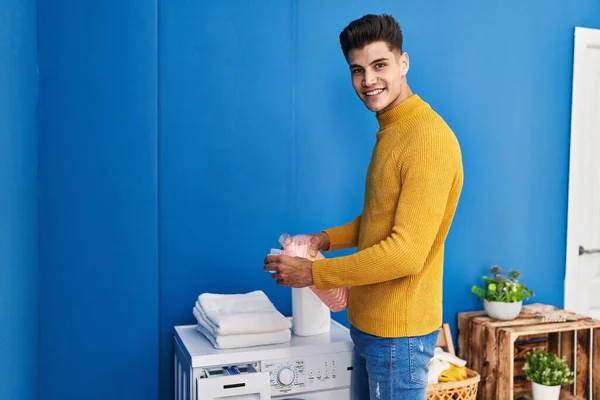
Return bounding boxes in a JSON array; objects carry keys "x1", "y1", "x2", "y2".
[
  {"x1": 426, "y1": 368, "x2": 480, "y2": 400},
  {"x1": 426, "y1": 323, "x2": 481, "y2": 400}
]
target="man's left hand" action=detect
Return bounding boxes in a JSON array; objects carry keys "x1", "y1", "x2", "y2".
[{"x1": 264, "y1": 255, "x2": 314, "y2": 288}]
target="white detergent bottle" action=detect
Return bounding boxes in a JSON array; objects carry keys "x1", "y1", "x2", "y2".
[
  {"x1": 279, "y1": 233, "x2": 331, "y2": 336},
  {"x1": 291, "y1": 287, "x2": 331, "y2": 336}
]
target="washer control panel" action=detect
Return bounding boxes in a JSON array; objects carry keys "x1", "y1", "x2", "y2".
[{"x1": 261, "y1": 351, "x2": 352, "y2": 395}]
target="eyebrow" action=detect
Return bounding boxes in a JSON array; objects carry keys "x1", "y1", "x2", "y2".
[{"x1": 349, "y1": 57, "x2": 390, "y2": 70}]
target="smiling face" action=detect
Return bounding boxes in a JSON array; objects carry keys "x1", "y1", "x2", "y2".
[{"x1": 348, "y1": 41, "x2": 410, "y2": 114}]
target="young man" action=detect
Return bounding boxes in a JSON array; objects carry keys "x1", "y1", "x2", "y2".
[{"x1": 264, "y1": 14, "x2": 463, "y2": 400}]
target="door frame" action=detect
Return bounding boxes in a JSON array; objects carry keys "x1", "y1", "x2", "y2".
[{"x1": 564, "y1": 27, "x2": 600, "y2": 313}]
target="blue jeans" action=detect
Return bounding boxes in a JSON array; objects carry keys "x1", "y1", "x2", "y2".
[{"x1": 350, "y1": 325, "x2": 439, "y2": 400}]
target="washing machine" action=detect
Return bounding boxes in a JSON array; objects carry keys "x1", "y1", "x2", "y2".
[{"x1": 174, "y1": 319, "x2": 353, "y2": 400}]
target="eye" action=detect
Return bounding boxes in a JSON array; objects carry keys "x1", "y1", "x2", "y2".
[
  {"x1": 351, "y1": 68, "x2": 364, "y2": 75},
  {"x1": 375, "y1": 63, "x2": 386, "y2": 69}
]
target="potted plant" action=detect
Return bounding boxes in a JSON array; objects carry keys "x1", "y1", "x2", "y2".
[
  {"x1": 471, "y1": 265, "x2": 534, "y2": 320},
  {"x1": 523, "y1": 348, "x2": 574, "y2": 400}
]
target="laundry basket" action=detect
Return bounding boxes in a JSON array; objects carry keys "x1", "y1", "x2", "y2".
[{"x1": 426, "y1": 324, "x2": 480, "y2": 400}]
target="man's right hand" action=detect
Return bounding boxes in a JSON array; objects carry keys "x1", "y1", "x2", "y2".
[{"x1": 308, "y1": 232, "x2": 330, "y2": 258}]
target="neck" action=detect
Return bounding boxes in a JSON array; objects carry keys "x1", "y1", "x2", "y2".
[
  {"x1": 376, "y1": 82, "x2": 413, "y2": 115},
  {"x1": 375, "y1": 93, "x2": 424, "y2": 130}
]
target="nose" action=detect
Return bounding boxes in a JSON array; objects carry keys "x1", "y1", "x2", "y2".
[{"x1": 362, "y1": 71, "x2": 377, "y2": 87}]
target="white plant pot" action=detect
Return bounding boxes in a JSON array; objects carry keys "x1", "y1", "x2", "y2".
[
  {"x1": 483, "y1": 300, "x2": 522, "y2": 320},
  {"x1": 532, "y1": 381, "x2": 561, "y2": 400}
]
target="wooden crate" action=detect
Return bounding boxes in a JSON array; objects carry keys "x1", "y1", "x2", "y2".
[{"x1": 457, "y1": 307, "x2": 600, "y2": 400}]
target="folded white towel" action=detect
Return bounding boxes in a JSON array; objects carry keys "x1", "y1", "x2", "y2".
[
  {"x1": 196, "y1": 322, "x2": 291, "y2": 349},
  {"x1": 193, "y1": 303, "x2": 241, "y2": 338},
  {"x1": 193, "y1": 305, "x2": 217, "y2": 336},
  {"x1": 196, "y1": 290, "x2": 291, "y2": 335},
  {"x1": 193, "y1": 304, "x2": 291, "y2": 349}
]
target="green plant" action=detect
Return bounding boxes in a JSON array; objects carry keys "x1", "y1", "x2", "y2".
[
  {"x1": 471, "y1": 265, "x2": 534, "y2": 303},
  {"x1": 523, "y1": 348, "x2": 574, "y2": 386}
]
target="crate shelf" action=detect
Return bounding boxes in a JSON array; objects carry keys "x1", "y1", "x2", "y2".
[{"x1": 457, "y1": 306, "x2": 600, "y2": 400}]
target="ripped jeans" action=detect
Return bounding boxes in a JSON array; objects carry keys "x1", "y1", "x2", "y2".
[{"x1": 350, "y1": 324, "x2": 439, "y2": 400}]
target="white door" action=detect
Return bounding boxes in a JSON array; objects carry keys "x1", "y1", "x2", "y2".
[{"x1": 564, "y1": 27, "x2": 600, "y2": 318}]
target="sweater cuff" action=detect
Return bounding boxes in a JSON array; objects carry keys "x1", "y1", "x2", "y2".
[
  {"x1": 323, "y1": 226, "x2": 356, "y2": 251},
  {"x1": 311, "y1": 259, "x2": 334, "y2": 290}
]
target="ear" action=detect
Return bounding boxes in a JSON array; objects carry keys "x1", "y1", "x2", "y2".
[{"x1": 401, "y1": 52, "x2": 410, "y2": 76}]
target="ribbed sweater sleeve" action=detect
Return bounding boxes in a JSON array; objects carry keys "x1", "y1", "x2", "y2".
[
  {"x1": 322, "y1": 215, "x2": 361, "y2": 251},
  {"x1": 312, "y1": 132, "x2": 460, "y2": 288}
]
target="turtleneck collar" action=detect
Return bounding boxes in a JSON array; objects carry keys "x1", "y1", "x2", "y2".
[{"x1": 375, "y1": 94, "x2": 425, "y2": 131}]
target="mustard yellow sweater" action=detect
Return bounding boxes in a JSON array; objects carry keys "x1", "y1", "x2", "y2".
[{"x1": 312, "y1": 95, "x2": 463, "y2": 338}]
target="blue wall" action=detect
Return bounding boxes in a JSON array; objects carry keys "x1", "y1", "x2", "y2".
[
  {"x1": 33, "y1": 0, "x2": 600, "y2": 399},
  {"x1": 0, "y1": 0, "x2": 38, "y2": 399},
  {"x1": 37, "y1": 1, "x2": 158, "y2": 399},
  {"x1": 158, "y1": 2, "x2": 297, "y2": 397}
]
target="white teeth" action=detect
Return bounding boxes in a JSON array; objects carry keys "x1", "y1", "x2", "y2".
[{"x1": 366, "y1": 89, "x2": 384, "y2": 96}]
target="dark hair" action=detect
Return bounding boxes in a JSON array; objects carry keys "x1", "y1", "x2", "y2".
[{"x1": 339, "y1": 14, "x2": 403, "y2": 62}]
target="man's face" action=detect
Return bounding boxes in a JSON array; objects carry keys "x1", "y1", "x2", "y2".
[{"x1": 348, "y1": 41, "x2": 409, "y2": 114}]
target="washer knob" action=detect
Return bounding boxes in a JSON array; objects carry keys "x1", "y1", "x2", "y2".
[{"x1": 277, "y1": 367, "x2": 295, "y2": 386}]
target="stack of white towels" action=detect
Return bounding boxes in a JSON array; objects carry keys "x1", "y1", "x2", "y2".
[{"x1": 193, "y1": 290, "x2": 292, "y2": 349}]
